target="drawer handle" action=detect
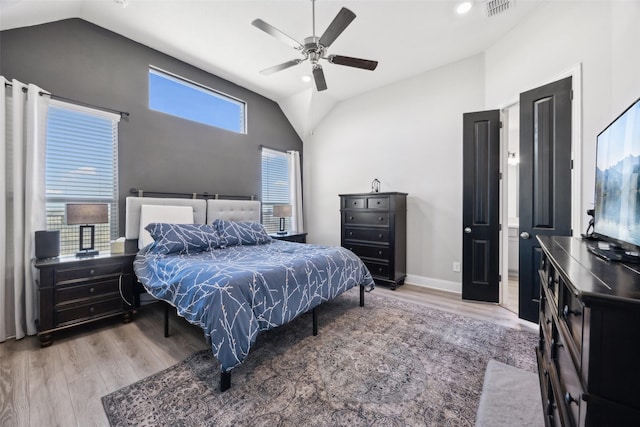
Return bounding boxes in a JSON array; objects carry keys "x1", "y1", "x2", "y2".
[
  {"x1": 378, "y1": 234, "x2": 383, "y2": 239},
  {"x1": 89, "y1": 269, "x2": 95, "y2": 275},
  {"x1": 378, "y1": 217, "x2": 383, "y2": 221},
  {"x1": 563, "y1": 305, "x2": 581, "y2": 318},
  {"x1": 378, "y1": 251, "x2": 383, "y2": 255},
  {"x1": 89, "y1": 307, "x2": 95, "y2": 314},
  {"x1": 376, "y1": 201, "x2": 381, "y2": 205},
  {"x1": 564, "y1": 392, "x2": 578, "y2": 406},
  {"x1": 349, "y1": 232, "x2": 353, "y2": 236},
  {"x1": 353, "y1": 201, "x2": 357, "y2": 205},
  {"x1": 89, "y1": 287, "x2": 95, "y2": 294},
  {"x1": 377, "y1": 267, "x2": 383, "y2": 272},
  {"x1": 349, "y1": 216, "x2": 354, "y2": 220}
]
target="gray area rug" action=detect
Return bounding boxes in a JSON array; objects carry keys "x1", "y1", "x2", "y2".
[
  {"x1": 102, "y1": 289, "x2": 537, "y2": 426},
  {"x1": 475, "y1": 359, "x2": 544, "y2": 427}
]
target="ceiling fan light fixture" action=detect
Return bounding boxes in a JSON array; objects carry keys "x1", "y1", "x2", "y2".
[
  {"x1": 301, "y1": 75, "x2": 312, "y2": 83},
  {"x1": 456, "y1": 1, "x2": 473, "y2": 15}
]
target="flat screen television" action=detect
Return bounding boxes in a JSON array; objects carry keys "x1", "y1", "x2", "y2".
[{"x1": 592, "y1": 96, "x2": 640, "y2": 258}]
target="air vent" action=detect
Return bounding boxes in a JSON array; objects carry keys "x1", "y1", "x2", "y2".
[{"x1": 486, "y1": 0, "x2": 513, "y2": 17}]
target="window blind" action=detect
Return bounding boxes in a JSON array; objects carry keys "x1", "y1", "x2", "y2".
[
  {"x1": 261, "y1": 147, "x2": 290, "y2": 233},
  {"x1": 45, "y1": 101, "x2": 120, "y2": 255}
]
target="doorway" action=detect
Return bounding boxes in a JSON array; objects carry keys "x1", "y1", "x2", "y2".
[{"x1": 502, "y1": 103, "x2": 520, "y2": 314}]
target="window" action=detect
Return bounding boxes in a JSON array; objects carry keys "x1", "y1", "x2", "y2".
[
  {"x1": 45, "y1": 101, "x2": 120, "y2": 256},
  {"x1": 261, "y1": 147, "x2": 289, "y2": 233},
  {"x1": 148, "y1": 67, "x2": 246, "y2": 134}
]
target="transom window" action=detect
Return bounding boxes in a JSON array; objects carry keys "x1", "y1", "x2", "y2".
[{"x1": 148, "y1": 67, "x2": 246, "y2": 134}]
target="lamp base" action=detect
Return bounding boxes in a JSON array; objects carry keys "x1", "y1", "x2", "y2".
[{"x1": 76, "y1": 249, "x2": 99, "y2": 257}]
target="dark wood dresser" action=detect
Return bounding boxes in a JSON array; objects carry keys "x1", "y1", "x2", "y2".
[
  {"x1": 35, "y1": 252, "x2": 136, "y2": 346},
  {"x1": 339, "y1": 192, "x2": 407, "y2": 289},
  {"x1": 536, "y1": 236, "x2": 640, "y2": 426}
]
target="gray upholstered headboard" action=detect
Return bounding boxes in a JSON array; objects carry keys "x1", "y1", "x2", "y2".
[
  {"x1": 206, "y1": 199, "x2": 261, "y2": 223},
  {"x1": 125, "y1": 197, "x2": 207, "y2": 240}
]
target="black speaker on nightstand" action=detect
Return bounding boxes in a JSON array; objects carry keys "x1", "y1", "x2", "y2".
[{"x1": 35, "y1": 230, "x2": 60, "y2": 259}]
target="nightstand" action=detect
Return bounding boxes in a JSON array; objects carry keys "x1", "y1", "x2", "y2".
[
  {"x1": 270, "y1": 232, "x2": 307, "y2": 243},
  {"x1": 34, "y1": 251, "x2": 137, "y2": 347}
]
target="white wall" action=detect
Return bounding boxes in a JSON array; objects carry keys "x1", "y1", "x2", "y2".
[
  {"x1": 303, "y1": 0, "x2": 640, "y2": 293},
  {"x1": 304, "y1": 54, "x2": 485, "y2": 291},
  {"x1": 485, "y1": 0, "x2": 640, "y2": 232}
]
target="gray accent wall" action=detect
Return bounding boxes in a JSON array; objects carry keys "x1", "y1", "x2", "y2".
[{"x1": 0, "y1": 18, "x2": 302, "y2": 235}]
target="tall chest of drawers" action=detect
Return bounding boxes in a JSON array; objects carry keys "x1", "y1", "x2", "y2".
[
  {"x1": 536, "y1": 236, "x2": 640, "y2": 426},
  {"x1": 340, "y1": 192, "x2": 407, "y2": 289},
  {"x1": 35, "y1": 252, "x2": 136, "y2": 346}
]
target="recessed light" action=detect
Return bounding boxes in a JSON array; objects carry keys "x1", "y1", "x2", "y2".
[
  {"x1": 301, "y1": 75, "x2": 312, "y2": 83},
  {"x1": 456, "y1": 1, "x2": 473, "y2": 15}
]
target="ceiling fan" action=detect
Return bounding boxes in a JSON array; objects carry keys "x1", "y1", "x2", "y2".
[{"x1": 252, "y1": 0, "x2": 378, "y2": 92}]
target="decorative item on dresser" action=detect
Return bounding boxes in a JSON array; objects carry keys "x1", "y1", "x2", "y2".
[
  {"x1": 536, "y1": 235, "x2": 640, "y2": 426},
  {"x1": 270, "y1": 231, "x2": 307, "y2": 243},
  {"x1": 34, "y1": 252, "x2": 136, "y2": 347},
  {"x1": 340, "y1": 192, "x2": 407, "y2": 290}
]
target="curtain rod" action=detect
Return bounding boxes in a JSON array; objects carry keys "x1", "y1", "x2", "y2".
[{"x1": 4, "y1": 81, "x2": 130, "y2": 118}]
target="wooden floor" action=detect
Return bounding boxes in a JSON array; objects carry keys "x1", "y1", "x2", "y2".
[{"x1": 0, "y1": 284, "x2": 536, "y2": 427}]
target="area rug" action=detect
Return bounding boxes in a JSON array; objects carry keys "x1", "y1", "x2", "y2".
[{"x1": 102, "y1": 289, "x2": 538, "y2": 426}]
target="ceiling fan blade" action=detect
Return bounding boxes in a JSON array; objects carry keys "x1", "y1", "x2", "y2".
[
  {"x1": 318, "y1": 7, "x2": 356, "y2": 48},
  {"x1": 312, "y1": 66, "x2": 328, "y2": 91},
  {"x1": 328, "y1": 55, "x2": 378, "y2": 71},
  {"x1": 259, "y1": 59, "x2": 303, "y2": 75},
  {"x1": 252, "y1": 19, "x2": 303, "y2": 50}
]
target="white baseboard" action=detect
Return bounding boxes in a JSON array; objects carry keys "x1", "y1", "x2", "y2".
[{"x1": 405, "y1": 274, "x2": 461, "y2": 294}]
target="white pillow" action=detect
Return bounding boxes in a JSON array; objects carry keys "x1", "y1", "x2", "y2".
[{"x1": 139, "y1": 205, "x2": 194, "y2": 249}]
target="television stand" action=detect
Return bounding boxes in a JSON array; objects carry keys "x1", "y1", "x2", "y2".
[{"x1": 587, "y1": 246, "x2": 640, "y2": 264}]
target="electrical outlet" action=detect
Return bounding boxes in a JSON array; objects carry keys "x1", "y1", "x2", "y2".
[{"x1": 453, "y1": 262, "x2": 461, "y2": 272}]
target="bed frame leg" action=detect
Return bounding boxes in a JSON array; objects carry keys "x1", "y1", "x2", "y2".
[
  {"x1": 220, "y1": 371, "x2": 231, "y2": 392},
  {"x1": 360, "y1": 285, "x2": 365, "y2": 307},
  {"x1": 312, "y1": 307, "x2": 318, "y2": 336},
  {"x1": 164, "y1": 303, "x2": 170, "y2": 337}
]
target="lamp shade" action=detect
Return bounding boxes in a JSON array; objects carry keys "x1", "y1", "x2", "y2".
[
  {"x1": 273, "y1": 204, "x2": 292, "y2": 218},
  {"x1": 66, "y1": 203, "x2": 109, "y2": 225}
]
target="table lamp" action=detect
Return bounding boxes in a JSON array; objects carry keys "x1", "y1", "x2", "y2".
[
  {"x1": 66, "y1": 203, "x2": 109, "y2": 256},
  {"x1": 272, "y1": 204, "x2": 292, "y2": 235}
]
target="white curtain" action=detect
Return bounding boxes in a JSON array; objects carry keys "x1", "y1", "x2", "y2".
[
  {"x1": 287, "y1": 150, "x2": 304, "y2": 233},
  {"x1": 1, "y1": 77, "x2": 49, "y2": 341}
]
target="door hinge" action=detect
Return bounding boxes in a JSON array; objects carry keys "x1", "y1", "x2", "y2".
[
  {"x1": 499, "y1": 274, "x2": 502, "y2": 282},
  {"x1": 499, "y1": 172, "x2": 503, "y2": 180},
  {"x1": 499, "y1": 224, "x2": 502, "y2": 231},
  {"x1": 570, "y1": 89, "x2": 574, "y2": 100},
  {"x1": 571, "y1": 159, "x2": 574, "y2": 169},
  {"x1": 499, "y1": 121, "x2": 503, "y2": 129}
]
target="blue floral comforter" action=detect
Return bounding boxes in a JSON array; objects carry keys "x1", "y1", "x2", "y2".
[{"x1": 134, "y1": 240, "x2": 374, "y2": 372}]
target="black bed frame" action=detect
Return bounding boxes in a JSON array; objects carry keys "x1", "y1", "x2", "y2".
[{"x1": 163, "y1": 284, "x2": 366, "y2": 392}]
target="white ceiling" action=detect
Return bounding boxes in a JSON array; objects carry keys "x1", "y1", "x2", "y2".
[{"x1": 0, "y1": 0, "x2": 546, "y2": 135}]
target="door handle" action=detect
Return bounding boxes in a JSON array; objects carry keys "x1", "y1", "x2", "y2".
[
  {"x1": 520, "y1": 231, "x2": 531, "y2": 239},
  {"x1": 464, "y1": 227, "x2": 472, "y2": 234}
]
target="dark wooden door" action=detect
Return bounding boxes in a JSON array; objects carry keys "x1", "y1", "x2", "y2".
[
  {"x1": 519, "y1": 77, "x2": 572, "y2": 322},
  {"x1": 462, "y1": 110, "x2": 501, "y2": 302}
]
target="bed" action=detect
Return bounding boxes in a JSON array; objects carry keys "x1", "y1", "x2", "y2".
[{"x1": 125, "y1": 196, "x2": 375, "y2": 391}]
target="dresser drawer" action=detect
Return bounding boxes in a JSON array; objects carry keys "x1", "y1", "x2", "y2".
[
  {"x1": 54, "y1": 262, "x2": 128, "y2": 284},
  {"x1": 344, "y1": 227, "x2": 389, "y2": 243},
  {"x1": 56, "y1": 277, "x2": 122, "y2": 305},
  {"x1": 559, "y1": 279, "x2": 584, "y2": 356},
  {"x1": 367, "y1": 197, "x2": 389, "y2": 210},
  {"x1": 343, "y1": 212, "x2": 389, "y2": 226},
  {"x1": 344, "y1": 244, "x2": 389, "y2": 260},
  {"x1": 555, "y1": 328, "x2": 583, "y2": 427},
  {"x1": 56, "y1": 297, "x2": 123, "y2": 326},
  {"x1": 342, "y1": 197, "x2": 366, "y2": 209},
  {"x1": 364, "y1": 260, "x2": 390, "y2": 279}
]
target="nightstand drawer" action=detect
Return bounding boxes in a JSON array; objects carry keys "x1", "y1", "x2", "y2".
[
  {"x1": 56, "y1": 277, "x2": 122, "y2": 305},
  {"x1": 343, "y1": 227, "x2": 389, "y2": 243},
  {"x1": 56, "y1": 297, "x2": 124, "y2": 326},
  {"x1": 344, "y1": 212, "x2": 389, "y2": 226},
  {"x1": 55, "y1": 262, "x2": 128, "y2": 284}
]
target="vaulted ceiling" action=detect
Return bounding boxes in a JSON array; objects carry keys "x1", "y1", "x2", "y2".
[{"x1": 1, "y1": 0, "x2": 546, "y2": 136}]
